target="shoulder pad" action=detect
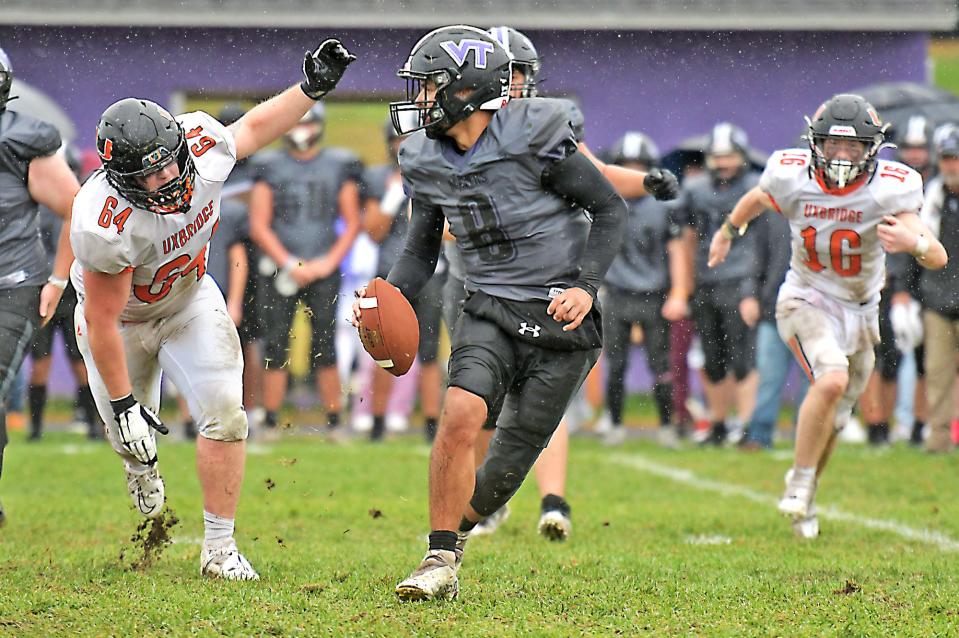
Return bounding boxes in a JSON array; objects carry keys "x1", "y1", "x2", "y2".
[
  {"x1": 176, "y1": 111, "x2": 237, "y2": 182},
  {"x1": 872, "y1": 160, "x2": 924, "y2": 213},
  {"x1": 492, "y1": 98, "x2": 576, "y2": 161},
  {"x1": 0, "y1": 111, "x2": 62, "y2": 180},
  {"x1": 759, "y1": 148, "x2": 811, "y2": 203}
]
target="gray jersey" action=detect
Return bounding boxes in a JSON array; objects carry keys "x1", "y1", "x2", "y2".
[
  {"x1": 674, "y1": 171, "x2": 760, "y2": 287},
  {"x1": 36, "y1": 206, "x2": 62, "y2": 275},
  {"x1": 399, "y1": 98, "x2": 583, "y2": 302},
  {"x1": 605, "y1": 195, "x2": 680, "y2": 293},
  {"x1": 540, "y1": 97, "x2": 584, "y2": 142},
  {"x1": 0, "y1": 110, "x2": 61, "y2": 289},
  {"x1": 253, "y1": 147, "x2": 362, "y2": 260},
  {"x1": 207, "y1": 158, "x2": 253, "y2": 293},
  {"x1": 365, "y1": 163, "x2": 408, "y2": 278}
]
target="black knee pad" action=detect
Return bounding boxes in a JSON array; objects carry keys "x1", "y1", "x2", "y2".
[{"x1": 470, "y1": 427, "x2": 541, "y2": 517}]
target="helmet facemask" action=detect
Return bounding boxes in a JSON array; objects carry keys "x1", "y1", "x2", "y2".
[
  {"x1": 104, "y1": 138, "x2": 196, "y2": 215},
  {"x1": 512, "y1": 61, "x2": 539, "y2": 98},
  {"x1": 806, "y1": 117, "x2": 887, "y2": 190}
]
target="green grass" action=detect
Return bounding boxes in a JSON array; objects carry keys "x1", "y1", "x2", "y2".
[{"x1": 1, "y1": 431, "x2": 958, "y2": 637}]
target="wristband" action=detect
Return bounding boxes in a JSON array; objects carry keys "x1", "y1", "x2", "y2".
[
  {"x1": 912, "y1": 234, "x2": 930, "y2": 259},
  {"x1": 110, "y1": 394, "x2": 136, "y2": 415},
  {"x1": 720, "y1": 219, "x2": 744, "y2": 240},
  {"x1": 47, "y1": 275, "x2": 68, "y2": 290}
]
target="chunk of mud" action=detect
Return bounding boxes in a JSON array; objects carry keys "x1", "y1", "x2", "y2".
[
  {"x1": 120, "y1": 509, "x2": 180, "y2": 571},
  {"x1": 265, "y1": 478, "x2": 276, "y2": 490},
  {"x1": 368, "y1": 508, "x2": 383, "y2": 519},
  {"x1": 834, "y1": 579, "x2": 861, "y2": 596}
]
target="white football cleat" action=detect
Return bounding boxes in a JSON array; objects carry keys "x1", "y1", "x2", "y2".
[
  {"x1": 470, "y1": 505, "x2": 510, "y2": 537},
  {"x1": 395, "y1": 550, "x2": 458, "y2": 601},
  {"x1": 126, "y1": 464, "x2": 164, "y2": 519},
  {"x1": 454, "y1": 531, "x2": 469, "y2": 567},
  {"x1": 792, "y1": 506, "x2": 820, "y2": 539},
  {"x1": 538, "y1": 509, "x2": 572, "y2": 542},
  {"x1": 602, "y1": 426, "x2": 627, "y2": 447},
  {"x1": 201, "y1": 538, "x2": 260, "y2": 581},
  {"x1": 778, "y1": 468, "x2": 816, "y2": 519}
]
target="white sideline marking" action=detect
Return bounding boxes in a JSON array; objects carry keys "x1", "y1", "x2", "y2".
[
  {"x1": 59, "y1": 444, "x2": 95, "y2": 455},
  {"x1": 610, "y1": 453, "x2": 959, "y2": 552},
  {"x1": 685, "y1": 534, "x2": 732, "y2": 545}
]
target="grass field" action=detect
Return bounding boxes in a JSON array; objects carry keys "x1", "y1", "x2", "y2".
[{"x1": 2, "y1": 429, "x2": 959, "y2": 637}]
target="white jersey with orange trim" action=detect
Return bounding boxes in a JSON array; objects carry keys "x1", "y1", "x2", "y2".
[
  {"x1": 70, "y1": 111, "x2": 237, "y2": 322},
  {"x1": 759, "y1": 148, "x2": 923, "y2": 307}
]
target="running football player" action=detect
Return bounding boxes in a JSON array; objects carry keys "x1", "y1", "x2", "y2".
[
  {"x1": 356, "y1": 25, "x2": 628, "y2": 600},
  {"x1": 70, "y1": 39, "x2": 355, "y2": 578},
  {"x1": 708, "y1": 94, "x2": 946, "y2": 539}
]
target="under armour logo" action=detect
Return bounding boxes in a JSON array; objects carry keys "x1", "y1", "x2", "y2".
[
  {"x1": 518, "y1": 322, "x2": 541, "y2": 338},
  {"x1": 440, "y1": 39, "x2": 495, "y2": 69}
]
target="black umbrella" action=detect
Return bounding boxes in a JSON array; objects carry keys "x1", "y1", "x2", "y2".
[
  {"x1": 660, "y1": 133, "x2": 768, "y2": 181},
  {"x1": 852, "y1": 81, "x2": 959, "y2": 141}
]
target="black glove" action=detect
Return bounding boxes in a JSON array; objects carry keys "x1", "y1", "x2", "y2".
[
  {"x1": 643, "y1": 168, "x2": 680, "y2": 201},
  {"x1": 300, "y1": 39, "x2": 356, "y2": 100},
  {"x1": 111, "y1": 394, "x2": 168, "y2": 466}
]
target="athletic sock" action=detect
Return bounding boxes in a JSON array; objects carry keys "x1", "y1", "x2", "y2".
[
  {"x1": 458, "y1": 517, "x2": 477, "y2": 533},
  {"x1": 27, "y1": 385, "x2": 46, "y2": 438},
  {"x1": 424, "y1": 417, "x2": 438, "y2": 441},
  {"x1": 370, "y1": 415, "x2": 385, "y2": 441},
  {"x1": 428, "y1": 530, "x2": 458, "y2": 553},
  {"x1": 792, "y1": 466, "x2": 817, "y2": 486},
  {"x1": 910, "y1": 419, "x2": 925, "y2": 445},
  {"x1": 327, "y1": 412, "x2": 340, "y2": 430},
  {"x1": 203, "y1": 510, "x2": 235, "y2": 545},
  {"x1": 264, "y1": 410, "x2": 278, "y2": 429},
  {"x1": 541, "y1": 493, "x2": 571, "y2": 516}
]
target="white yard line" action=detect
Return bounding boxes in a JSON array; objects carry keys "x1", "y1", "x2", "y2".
[{"x1": 610, "y1": 453, "x2": 959, "y2": 552}]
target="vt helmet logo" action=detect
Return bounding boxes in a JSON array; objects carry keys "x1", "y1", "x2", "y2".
[{"x1": 440, "y1": 39, "x2": 495, "y2": 69}]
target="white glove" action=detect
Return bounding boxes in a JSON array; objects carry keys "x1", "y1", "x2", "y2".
[
  {"x1": 111, "y1": 395, "x2": 168, "y2": 466},
  {"x1": 890, "y1": 299, "x2": 924, "y2": 353}
]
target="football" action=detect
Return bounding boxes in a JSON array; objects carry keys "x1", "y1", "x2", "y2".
[{"x1": 357, "y1": 277, "x2": 420, "y2": 377}]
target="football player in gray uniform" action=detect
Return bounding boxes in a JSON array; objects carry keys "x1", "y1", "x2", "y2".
[
  {"x1": 250, "y1": 102, "x2": 362, "y2": 438},
  {"x1": 353, "y1": 25, "x2": 630, "y2": 600},
  {"x1": 0, "y1": 47, "x2": 81, "y2": 525}
]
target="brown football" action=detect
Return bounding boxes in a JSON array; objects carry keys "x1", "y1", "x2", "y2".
[{"x1": 357, "y1": 277, "x2": 419, "y2": 377}]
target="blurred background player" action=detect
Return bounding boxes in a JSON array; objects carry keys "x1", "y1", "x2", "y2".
[
  {"x1": 0, "y1": 46, "x2": 81, "y2": 524},
  {"x1": 862, "y1": 115, "x2": 934, "y2": 446},
  {"x1": 364, "y1": 119, "x2": 446, "y2": 442},
  {"x1": 26, "y1": 145, "x2": 102, "y2": 441},
  {"x1": 600, "y1": 131, "x2": 690, "y2": 447},
  {"x1": 903, "y1": 127, "x2": 959, "y2": 453},
  {"x1": 676, "y1": 122, "x2": 761, "y2": 445},
  {"x1": 709, "y1": 93, "x2": 946, "y2": 539},
  {"x1": 249, "y1": 102, "x2": 362, "y2": 436}
]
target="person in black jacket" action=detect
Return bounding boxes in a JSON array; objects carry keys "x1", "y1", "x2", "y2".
[{"x1": 899, "y1": 128, "x2": 959, "y2": 452}]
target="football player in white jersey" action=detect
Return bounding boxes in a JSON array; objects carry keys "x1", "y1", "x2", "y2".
[
  {"x1": 69, "y1": 39, "x2": 355, "y2": 579},
  {"x1": 707, "y1": 94, "x2": 946, "y2": 539}
]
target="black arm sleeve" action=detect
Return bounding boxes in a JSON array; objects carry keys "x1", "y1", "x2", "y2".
[
  {"x1": 385, "y1": 197, "x2": 445, "y2": 301},
  {"x1": 541, "y1": 150, "x2": 628, "y2": 299}
]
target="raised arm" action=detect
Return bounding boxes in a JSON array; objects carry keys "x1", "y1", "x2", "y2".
[{"x1": 230, "y1": 40, "x2": 355, "y2": 160}]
